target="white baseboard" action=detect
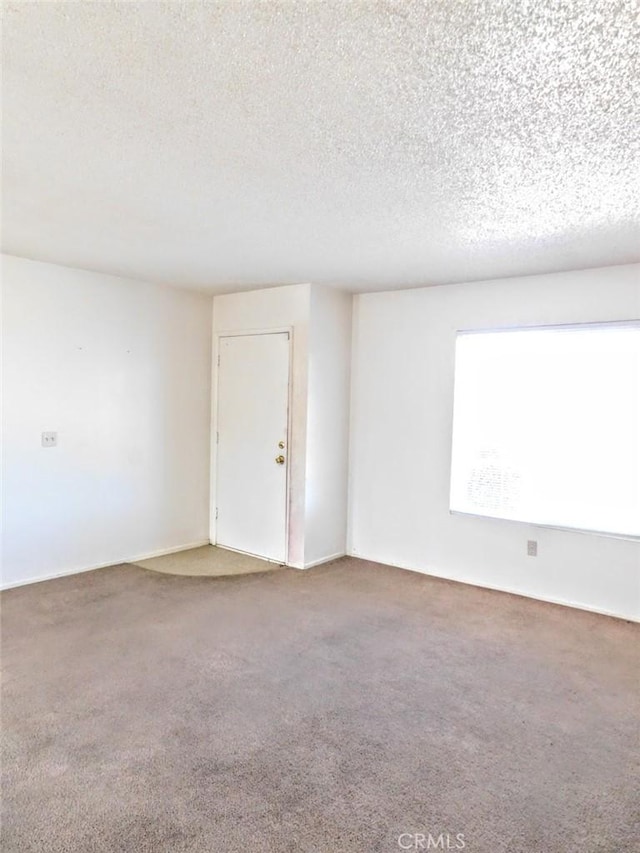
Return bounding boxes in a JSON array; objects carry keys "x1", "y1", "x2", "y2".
[
  {"x1": 0, "y1": 540, "x2": 211, "y2": 591},
  {"x1": 128, "y1": 540, "x2": 211, "y2": 564},
  {"x1": 302, "y1": 552, "x2": 346, "y2": 569},
  {"x1": 346, "y1": 551, "x2": 639, "y2": 623}
]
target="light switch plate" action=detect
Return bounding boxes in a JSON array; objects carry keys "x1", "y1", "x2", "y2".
[
  {"x1": 527, "y1": 539, "x2": 538, "y2": 557},
  {"x1": 41, "y1": 431, "x2": 57, "y2": 447}
]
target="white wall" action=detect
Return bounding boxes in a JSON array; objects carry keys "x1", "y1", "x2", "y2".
[
  {"x1": 211, "y1": 282, "x2": 353, "y2": 569},
  {"x1": 1, "y1": 254, "x2": 212, "y2": 588},
  {"x1": 305, "y1": 284, "x2": 352, "y2": 566},
  {"x1": 211, "y1": 284, "x2": 311, "y2": 567},
  {"x1": 348, "y1": 264, "x2": 640, "y2": 621}
]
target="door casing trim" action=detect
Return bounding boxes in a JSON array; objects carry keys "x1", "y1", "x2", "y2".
[{"x1": 210, "y1": 327, "x2": 293, "y2": 565}]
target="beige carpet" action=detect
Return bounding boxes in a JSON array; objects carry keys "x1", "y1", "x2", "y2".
[
  {"x1": 132, "y1": 544, "x2": 282, "y2": 577},
  {"x1": 2, "y1": 558, "x2": 639, "y2": 852}
]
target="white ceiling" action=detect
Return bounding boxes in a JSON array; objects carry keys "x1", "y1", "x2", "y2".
[{"x1": 2, "y1": 1, "x2": 639, "y2": 294}]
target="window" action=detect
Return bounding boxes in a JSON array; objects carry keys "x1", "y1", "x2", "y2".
[{"x1": 449, "y1": 321, "x2": 640, "y2": 538}]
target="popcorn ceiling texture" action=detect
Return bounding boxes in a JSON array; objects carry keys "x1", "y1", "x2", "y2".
[{"x1": 2, "y1": 1, "x2": 639, "y2": 292}]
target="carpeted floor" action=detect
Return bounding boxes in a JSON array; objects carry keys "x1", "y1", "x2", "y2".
[
  {"x1": 1, "y1": 558, "x2": 638, "y2": 853},
  {"x1": 132, "y1": 544, "x2": 281, "y2": 577}
]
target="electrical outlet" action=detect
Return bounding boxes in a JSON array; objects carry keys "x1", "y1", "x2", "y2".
[
  {"x1": 527, "y1": 539, "x2": 537, "y2": 557},
  {"x1": 41, "y1": 431, "x2": 57, "y2": 447}
]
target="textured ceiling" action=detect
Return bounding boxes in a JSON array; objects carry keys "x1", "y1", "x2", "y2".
[{"x1": 2, "y1": 1, "x2": 639, "y2": 294}]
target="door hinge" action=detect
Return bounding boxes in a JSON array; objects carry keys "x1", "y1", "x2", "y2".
[
  {"x1": 215, "y1": 508, "x2": 219, "y2": 520},
  {"x1": 216, "y1": 431, "x2": 219, "y2": 444},
  {"x1": 217, "y1": 353, "x2": 220, "y2": 367}
]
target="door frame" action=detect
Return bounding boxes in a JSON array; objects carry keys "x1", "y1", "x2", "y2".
[{"x1": 210, "y1": 326, "x2": 293, "y2": 564}]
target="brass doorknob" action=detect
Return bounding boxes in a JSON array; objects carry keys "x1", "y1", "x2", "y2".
[{"x1": 275, "y1": 455, "x2": 285, "y2": 465}]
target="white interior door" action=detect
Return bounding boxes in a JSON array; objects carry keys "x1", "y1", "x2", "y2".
[{"x1": 215, "y1": 332, "x2": 290, "y2": 562}]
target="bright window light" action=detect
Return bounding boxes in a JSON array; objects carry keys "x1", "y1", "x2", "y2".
[{"x1": 449, "y1": 321, "x2": 640, "y2": 538}]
